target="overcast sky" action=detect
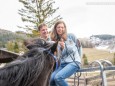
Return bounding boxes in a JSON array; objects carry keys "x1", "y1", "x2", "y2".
[{"x1": 0, "y1": 0, "x2": 115, "y2": 38}]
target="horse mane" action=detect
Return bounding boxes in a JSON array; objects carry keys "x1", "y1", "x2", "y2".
[
  {"x1": 0, "y1": 38, "x2": 57, "y2": 86},
  {"x1": 0, "y1": 48, "x2": 52, "y2": 86}
]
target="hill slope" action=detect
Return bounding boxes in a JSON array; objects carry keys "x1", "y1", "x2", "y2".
[{"x1": 83, "y1": 48, "x2": 114, "y2": 63}]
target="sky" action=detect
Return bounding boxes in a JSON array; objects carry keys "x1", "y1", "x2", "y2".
[{"x1": 0, "y1": 0, "x2": 115, "y2": 38}]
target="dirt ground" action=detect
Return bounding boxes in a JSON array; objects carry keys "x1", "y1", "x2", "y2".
[{"x1": 66, "y1": 71, "x2": 115, "y2": 86}]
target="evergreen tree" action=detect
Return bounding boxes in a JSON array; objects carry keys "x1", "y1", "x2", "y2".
[
  {"x1": 18, "y1": 0, "x2": 61, "y2": 32},
  {"x1": 83, "y1": 54, "x2": 88, "y2": 66},
  {"x1": 113, "y1": 53, "x2": 115, "y2": 65}
]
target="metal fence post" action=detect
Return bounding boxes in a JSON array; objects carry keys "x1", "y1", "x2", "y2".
[{"x1": 90, "y1": 60, "x2": 107, "y2": 86}]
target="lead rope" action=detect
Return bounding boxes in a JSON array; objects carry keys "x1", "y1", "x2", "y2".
[
  {"x1": 46, "y1": 50, "x2": 59, "y2": 71},
  {"x1": 64, "y1": 42, "x2": 81, "y2": 86}
]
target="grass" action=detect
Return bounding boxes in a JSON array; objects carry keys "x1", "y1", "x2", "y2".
[
  {"x1": 83, "y1": 48, "x2": 114, "y2": 63},
  {"x1": 75, "y1": 48, "x2": 115, "y2": 86}
]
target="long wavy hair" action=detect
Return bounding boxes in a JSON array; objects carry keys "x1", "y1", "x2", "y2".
[
  {"x1": 50, "y1": 20, "x2": 67, "y2": 41},
  {"x1": 0, "y1": 38, "x2": 58, "y2": 86}
]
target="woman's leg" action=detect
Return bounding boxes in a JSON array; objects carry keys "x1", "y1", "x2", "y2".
[
  {"x1": 50, "y1": 67, "x2": 63, "y2": 86},
  {"x1": 54, "y1": 63, "x2": 80, "y2": 86}
]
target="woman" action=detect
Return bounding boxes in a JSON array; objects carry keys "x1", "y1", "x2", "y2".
[{"x1": 50, "y1": 20, "x2": 82, "y2": 86}]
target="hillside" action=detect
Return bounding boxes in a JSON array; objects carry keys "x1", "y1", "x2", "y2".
[
  {"x1": 0, "y1": 29, "x2": 28, "y2": 42},
  {"x1": 90, "y1": 34, "x2": 115, "y2": 53},
  {"x1": 0, "y1": 28, "x2": 29, "y2": 48},
  {"x1": 90, "y1": 34, "x2": 115, "y2": 40},
  {"x1": 83, "y1": 48, "x2": 114, "y2": 63}
]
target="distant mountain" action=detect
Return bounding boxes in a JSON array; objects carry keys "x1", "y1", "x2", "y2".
[{"x1": 90, "y1": 34, "x2": 115, "y2": 40}]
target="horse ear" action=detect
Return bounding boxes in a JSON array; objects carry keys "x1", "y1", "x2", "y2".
[
  {"x1": 24, "y1": 39, "x2": 35, "y2": 50},
  {"x1": 26, "y1": 44, "x2": 34, "y2": 50},
  {"x1": 50, "y1": 41, "x2": 58, "y2": 54}
]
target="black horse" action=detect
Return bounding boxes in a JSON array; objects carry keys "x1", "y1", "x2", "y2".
[{"x1": 0, "y1": 38, "x2": 58, "y2": 86}]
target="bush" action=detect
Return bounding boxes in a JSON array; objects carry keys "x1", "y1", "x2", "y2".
[
  {"x1": 83, "y1": 54, "x2": 88, "y2": 66},
  {"x1": 113, "y1": 53, "x2": 115, "y2": 65}
]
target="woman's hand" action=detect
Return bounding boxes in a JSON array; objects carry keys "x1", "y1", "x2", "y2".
[{"x1": 58, "y1": 38, "x2": 65, "y2": 50}]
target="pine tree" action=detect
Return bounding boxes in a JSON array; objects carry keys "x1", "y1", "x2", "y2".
[
  {"x1": 113, "y1": 53, "x2": 115, "y2": 65},
  {"x1": 18, "y1": 0, "x2": 61, "y2": 32},
  {"x1": 83, "y1": 54, "x2": 88, "y2": 66}
]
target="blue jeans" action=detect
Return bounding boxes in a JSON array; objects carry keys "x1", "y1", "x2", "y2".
[{"x1": 50, "y1": 62, "x2": 80, "y2": 86}]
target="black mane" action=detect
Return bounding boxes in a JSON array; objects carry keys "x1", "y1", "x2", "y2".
[{"x1": 0, "y1": 38, "x2": 57, "y2": 86}]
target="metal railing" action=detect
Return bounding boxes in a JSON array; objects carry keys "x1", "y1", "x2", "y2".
[{"x1": 74, "y1": 59, "x2": 115, "y2": 86}]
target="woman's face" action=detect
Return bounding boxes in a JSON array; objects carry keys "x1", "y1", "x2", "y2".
[{"x1": 56, "y1": 23, "x2": 65, "y2": 35}]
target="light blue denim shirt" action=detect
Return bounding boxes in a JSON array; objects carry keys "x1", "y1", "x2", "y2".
[{"x1": 60, "y1": 33, "x2": 82, "y2": 64}]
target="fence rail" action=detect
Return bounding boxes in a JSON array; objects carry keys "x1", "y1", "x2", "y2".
[{"x1": 69, "y1": 59, "x2": 115, "y2": 86}]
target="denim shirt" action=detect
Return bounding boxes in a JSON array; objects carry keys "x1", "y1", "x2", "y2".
[{"x1": 60, "y1": 33, "x2": 81, "y2": 64}]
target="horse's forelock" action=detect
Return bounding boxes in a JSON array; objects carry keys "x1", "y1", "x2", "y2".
[
  {"x1": 22, "y1": 48, "x2": 44, "y2": 58},
  {"x1": 25, "y1": 38, "x2": 53, "y2": 50}
]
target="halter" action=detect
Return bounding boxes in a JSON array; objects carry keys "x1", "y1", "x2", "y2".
[{"x1": 45, "y1": 49, "x2": 59, "y2": 71}]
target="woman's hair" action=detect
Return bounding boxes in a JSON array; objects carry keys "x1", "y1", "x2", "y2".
[{"x1": 51, "y1": 20, "x2": 67, "y2": 41}]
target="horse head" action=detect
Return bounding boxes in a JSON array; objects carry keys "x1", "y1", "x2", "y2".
[
  {"x1": 0, "y1": 38, "x2": 58, "y2": 86},
  {"x1": 24, "y1": 38, "x2": 58, "y2": 54},
  {"x1": 24, "y1": 38, "x2": 59, "y2": 71}
]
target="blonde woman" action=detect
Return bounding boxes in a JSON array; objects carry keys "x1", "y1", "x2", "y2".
[{"x1": 50, "y1": 20, "x2": 82, "y2": 86}]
